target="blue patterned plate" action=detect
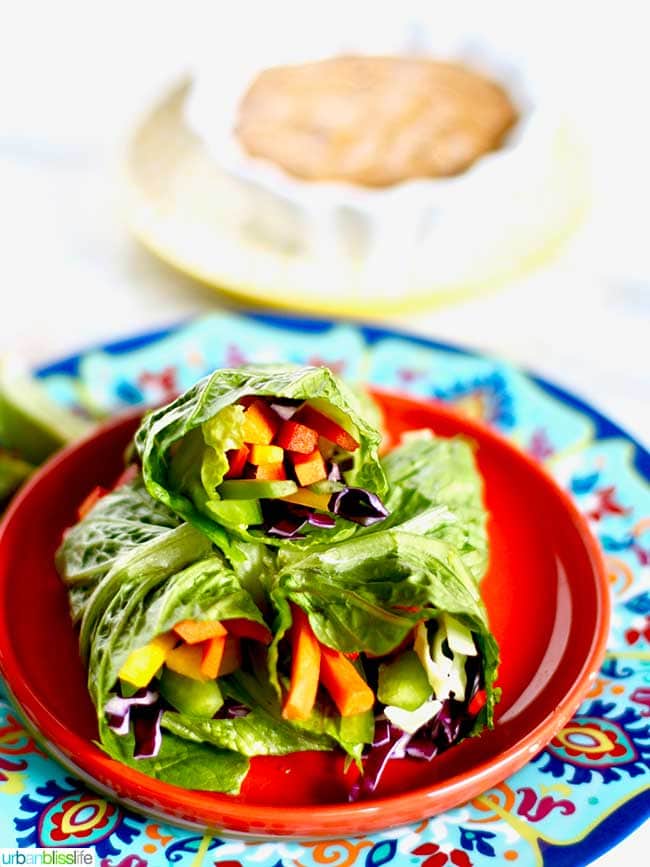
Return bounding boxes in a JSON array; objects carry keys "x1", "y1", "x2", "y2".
[{"x1": 1, "y1": 312, "x2": 648, "y2": 866}]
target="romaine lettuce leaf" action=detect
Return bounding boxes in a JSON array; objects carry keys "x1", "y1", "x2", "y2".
[
  {"x1": 373, "y1": 436, "x2": 489, "y2": 582},
  {"x1": 56, "y1": 476, "x2": 181, "y2": 592},
  {"x1": 98, "y1": 722, "x2": 249, "y2": 793}
]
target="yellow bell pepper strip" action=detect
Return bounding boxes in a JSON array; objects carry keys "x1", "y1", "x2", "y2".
[
  {"x1": 165, "y1": 643, "x2": 208, "y2": 681},
  {"x1": 282, "y1": 489, "x2": 332, "y2": 512},
  {"x1": 241, "y1": 400, "x2": 280, "y2": 445},
  {"x1": 319, "y1": 645, "x2": 375, "y2": 717},
  {"x1": 282, "y1": 606, "x2": 321, "y2": 721},
  {"x1": 249, "y1": 443, "x2": 284, "y2": 465},
  {"x1": 118, "y1": 632, "x2": 177, "y2": 688}
]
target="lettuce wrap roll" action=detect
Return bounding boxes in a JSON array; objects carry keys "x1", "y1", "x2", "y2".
[
  {"x1": 267, "y1": 530, "x2": 499, "y2": 798},
  {"x1": 134, "y1": 365, "x2": 388, "y2": 552}
]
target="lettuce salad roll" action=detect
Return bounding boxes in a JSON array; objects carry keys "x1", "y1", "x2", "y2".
[
  {"x1": 135, "y1": 365, "x2": 388, "y2": 552},
  {"x1": 56, "y1": 364, "x2": 500, "y2": 800}
]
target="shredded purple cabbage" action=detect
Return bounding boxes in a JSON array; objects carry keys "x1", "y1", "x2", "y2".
[
  {"x1": 132, "y1": 705, "x2": 163, "y2": 759},
  {"x1": 350, "y1": 653, "x2": 485, "y2": 801},
  {"x1": 216, "y1": 699, "x2": 251, "y2": 719},
  {"x1": 262, "y1": 501, "x2": 306, "y2": 538},
  {"x1": 262, "y1": 500, "x2": 336, "y2": 537},
  {"x1": 349, "y1": 725, "x2": 412, "y2": 801},
  {"x1": 105, "y1": 688, "x2": 163, "y2": 759},
  {"x1": 105, "y1": 688, "x2": 159, "y2": 736},
  {"x1": 328, "y1": 487, "x2": 389, "y2": 526},
  {"x1": 308, "y1": 512, "x2": 336, "y2": 528},
  {"x1": 405, "y1": 739, "x2": 438, "y2": 761}
]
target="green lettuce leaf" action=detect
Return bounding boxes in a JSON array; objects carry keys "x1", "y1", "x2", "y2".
[
  {"x1": 134, "y1": 364, "x2": 387, "y2": 550},
  {"x1": 98, "y1": 722, "x2": 249, "y2": 793},
  {"x1": 373, "y1": 435, "x2": 489, "y2": 582},
  {"x1": 56, "y1": 476, "x2": 181, "y2": 593},
  {"x1": 79, "y1": 522, "x2": 213, "y2": 664}
]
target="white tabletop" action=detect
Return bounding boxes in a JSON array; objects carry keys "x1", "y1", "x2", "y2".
[{"x1": 1, "y1": 3, "x2": 648, "y2": 862}]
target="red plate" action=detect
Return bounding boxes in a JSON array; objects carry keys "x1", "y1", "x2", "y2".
[{"x1": 0, "y1": 390, "x2": 609, "y2": 837}]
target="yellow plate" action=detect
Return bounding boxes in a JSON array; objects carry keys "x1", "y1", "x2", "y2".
[{"x1": 123, "y1": 81, "x2": 590, "y2": 318}]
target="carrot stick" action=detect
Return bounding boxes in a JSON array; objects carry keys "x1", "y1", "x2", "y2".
[
  {"x1": 200, "y1": 635, "x2": 227, "y2": 678},
  {"x1": 282, "y1": 606, "x2": 321, "y2": 721},
  {"x1": 319, "y1": 645, "x2": 375, "y2": 716},
  {"x1": 173, "y1": 619, "x2": 228, "y2": 644}
]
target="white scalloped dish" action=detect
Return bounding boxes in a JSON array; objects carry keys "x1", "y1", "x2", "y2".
[{"x1": 182, "y1": 16, "x2": 584, "y2": 303}]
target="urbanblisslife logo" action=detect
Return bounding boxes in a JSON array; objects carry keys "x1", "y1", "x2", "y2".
[{"x1": 0, "y1": 851, "x2": 95, "y2": 865}]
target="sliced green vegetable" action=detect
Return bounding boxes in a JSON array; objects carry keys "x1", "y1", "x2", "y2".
[
  {"x1": 378, "y1": 650, "x2": 431, "y2": 711},
  {"x1": 217, "y1": 479, "x2": 297, "y2": 500},
  {"x1": 203, "y1": 498, "x2": 263, "y2": 525},
  {"x1": 160, "y1": 668, "x2": 224, "y2": 718}
]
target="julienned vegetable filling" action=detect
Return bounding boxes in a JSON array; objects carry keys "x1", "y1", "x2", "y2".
[
  {"x1": 108, "y1": 605, "x2": 488, "y2": 798},
  {"x1": 168, "y1": 396, "x2": 388, "y2": 540},
  {"x1": 56, "y1": 364, "x2": 499, "y2": 800}
]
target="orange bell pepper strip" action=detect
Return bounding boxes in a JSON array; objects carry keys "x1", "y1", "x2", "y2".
[
  {"x1": 290, "y1": 449, "x2": 327, "y2": 486},
  {"x1": 223, "y1": 618, "x2": 272, "y2": 645},
  {"x1": 248, "y1": 461, "x2": 287, "y2": 481},
  {"x1": 319, "y1": 645, "x2": 375, "y2": 716},
  {"x1": 218, "y1": 636, "x2": 242, "y2": 676},
  {"x1": 173, "y1": 619, "x2": 228, "y2": 644},
  {"x1": 200, "y1": 634, "x2": 227, "y2": 679},
  {"x1": 282, "y1": 606, "x2": 321, "y2": 721}
]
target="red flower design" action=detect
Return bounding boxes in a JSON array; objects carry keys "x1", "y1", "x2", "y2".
[
  {"x1": 49, "y1": 796, "x2": 116, "y2": 842},
  {"x1": 412, "y1": 842, "x2": 473, "y2": 867},
  {"x1": 553, "y1": 722, "x2": 627, "y2": 760}
]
